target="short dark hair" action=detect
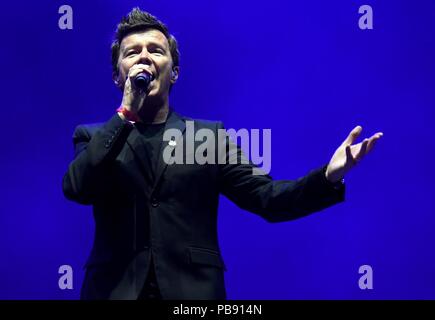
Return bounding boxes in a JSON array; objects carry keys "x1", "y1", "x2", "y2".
[{"x1": 111, "y1": 8, "x2": 180, "y2": 76}]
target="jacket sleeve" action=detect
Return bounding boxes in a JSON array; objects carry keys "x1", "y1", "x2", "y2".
[
  {"x1": 62, "y1": 113, "x2": 134, "y2": 205},
  {"x1": 217, "y1": 122, "x2": 345, "y2": 222}
]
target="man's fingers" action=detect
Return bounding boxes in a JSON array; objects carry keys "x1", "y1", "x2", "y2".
[
  {"x1": 343, "y1": 126, "x2": 363, "y2": 145},
  {"x1": 345, "y1": 144, "x2": 353, "y2": 162},
  {"x1": 129, "y1": 67, "x2": 146, "y2": 79},
  {"x1": 366, "y1": 132, "x2": 383, "y2": 153},
  {"x1": 128, "y1": 64, "x2": 151, "y2": 78},
  {"x1": 355, "y1": 139, "x2": 369, "y2": 162},
  {"x1": 366, "y1": 138, "x2": 377, "y2": 154}
]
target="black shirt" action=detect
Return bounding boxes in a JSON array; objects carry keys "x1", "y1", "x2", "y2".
[
  {"x1": 134, "y1": 121, "x2": 166, "y2": 185},
  {"x1": 134, "y1": 121, "x2": 166, "y2": 300}
]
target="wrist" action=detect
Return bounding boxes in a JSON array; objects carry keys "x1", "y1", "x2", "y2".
[
  {"x1": 116, "y1": 106, "x2": 141, "y2": 122},
  {"x1": 117, "y1": 111, "x2": 126, "y2": 120},
  {"x1": 324, "y1": 165, "x2": 344, "y2": 188}
]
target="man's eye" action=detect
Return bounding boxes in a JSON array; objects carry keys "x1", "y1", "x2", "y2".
[
  {"x1": 126, "y1": 51, "x2": 137, "y2": 57},
  {"x1": 152, "y1": 49, "x2": 164, "y2": 55}
]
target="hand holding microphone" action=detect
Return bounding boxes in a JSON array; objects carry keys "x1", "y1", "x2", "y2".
[
  {"x1": 120, "y1": 64, "x2": 154, "y2": 116},
  {"x1": 133, "y1": 72, "x2": 154, "y2": 91}
]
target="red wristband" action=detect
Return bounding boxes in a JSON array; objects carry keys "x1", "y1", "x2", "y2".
[{"x1": 116, "y1": 106, "x2": 141, "y2": 122}]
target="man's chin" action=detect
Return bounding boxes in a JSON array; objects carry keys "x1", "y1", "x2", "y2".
[{"x1": 140, "y1": 93, "x2": 164, "y2": 108}]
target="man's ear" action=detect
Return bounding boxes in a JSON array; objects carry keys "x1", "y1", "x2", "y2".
[
  {"x1": 170, "y1": 66, "x2": 180, "y2": 84},
  {"x1": 112, "y1": 71, "x2": 121, "y2": 88}
]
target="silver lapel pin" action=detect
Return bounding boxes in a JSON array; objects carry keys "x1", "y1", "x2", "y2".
[{"x1": 168, "y1": 139, "x2": 177, "y2": 147}]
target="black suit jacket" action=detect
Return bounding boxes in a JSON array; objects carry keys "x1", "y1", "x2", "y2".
[{"x1": 62, "y1": 110, "x2": 344, "y2": 300}]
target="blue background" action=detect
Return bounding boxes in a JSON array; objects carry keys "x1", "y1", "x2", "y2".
[{"x1": 0, "y1": 0, "x2": 434, "y2": 299}]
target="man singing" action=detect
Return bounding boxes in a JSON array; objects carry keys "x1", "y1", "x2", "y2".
[{"x1": 62, "y1": 8, "x2": 383, "y2": 300}]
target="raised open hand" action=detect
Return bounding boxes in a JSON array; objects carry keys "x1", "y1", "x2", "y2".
[{"x1": 325, "y1": 126, "x2": 383, "y2": 183}]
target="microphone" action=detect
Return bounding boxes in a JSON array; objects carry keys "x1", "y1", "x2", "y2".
[{"x1": 133, "y1": 72, "x2": 154, "y2": 91}]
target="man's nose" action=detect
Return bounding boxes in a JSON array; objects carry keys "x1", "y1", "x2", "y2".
[{"x1": 137, "y1": 49, "x2": 152, "y2": 65}]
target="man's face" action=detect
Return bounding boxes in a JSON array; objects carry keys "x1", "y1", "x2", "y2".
[{"x1": 114, "y1": 29, "x2": 178, "y2": 100}]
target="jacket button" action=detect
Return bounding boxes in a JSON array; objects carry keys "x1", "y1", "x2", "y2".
[{"x1": 151, "y1": 198, "x2": 159, "y2": 208}]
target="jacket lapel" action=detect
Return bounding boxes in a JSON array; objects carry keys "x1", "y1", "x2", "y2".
[{"x1": 125, "y1": 109, "x2": 187, "y2": 194}]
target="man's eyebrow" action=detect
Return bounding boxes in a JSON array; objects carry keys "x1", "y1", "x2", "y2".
[
  {"x1": 121, "y1": 44, "x2": 138, "y2": 53},
  {"x1": 147, "y1": 41, "x2": 167, "y2": 50},
  {"x1": 122, "y1": 41, "x2": 167, "y2": 53}
]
